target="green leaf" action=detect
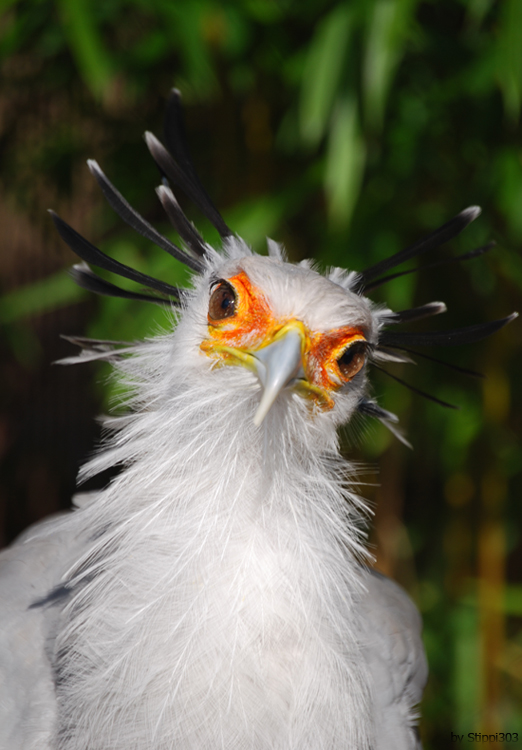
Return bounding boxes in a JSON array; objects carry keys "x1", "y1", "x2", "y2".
[
  {"x1": 494, "y1": 149, "x2": 522, "y2": 240},
  {"x1": 159, "y1": 1, "x2": 218, "y2": 98},
  {"x1": 56, "y1": 0, "x2": 114, "y2": 100},
  {"x1": 362, "y1": 0, "x2": 417, "y2": 131},
  {"x1": 496, "y1": 0, "x2": 522, "y2": 123},
  {"x1": 504, "y1": 584, "x2": 522, "y2": 616},
  {"x1": 324, "y1": 94, "x2": 366, "y2": 229},
  {"x1": 452, "y1": 602, "x2": 481, "y2": 732},
  {"x1": 226, "y1": 191, "x2": 295, "y2": 250},
  {"x1": 243, "y1": 0, "x2": 285, "y2": 24},
  {"x1": 0, "y1": 0, "x2": 18, "y2": 14},
  {"x1": 0, "y1": 271, "x2": 87, "y2": 323},
  {"x1": 299, "y1": 4, "x2": 353, "y2": 147},
  {"x1": 465, "y1": 0, "x2": 496, "y2": 30}
]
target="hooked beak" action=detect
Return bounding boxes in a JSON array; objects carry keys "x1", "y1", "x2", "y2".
[{"x1": 252, "y1": 325, "x2": 304, "y2": 426}]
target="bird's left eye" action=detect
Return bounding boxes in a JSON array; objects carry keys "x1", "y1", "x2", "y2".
[
  {"x1": 208, "y1": 280, "x2": 237, "y2": 321},
  {"x1": 337, "y1": 340, "x2": 367, "y2": 380}
]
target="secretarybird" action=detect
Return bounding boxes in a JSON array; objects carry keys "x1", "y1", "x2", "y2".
[{"x1": 0, "y1": 90, "x2": 517, "y2": 750}]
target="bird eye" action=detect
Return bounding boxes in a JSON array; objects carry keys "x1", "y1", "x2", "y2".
[
  {"x1": 337, "y1": 340, "x2": 367, "y2": 380},
  {"x1": 208, "y1": 280, "x2": 237, "y2": 321}
]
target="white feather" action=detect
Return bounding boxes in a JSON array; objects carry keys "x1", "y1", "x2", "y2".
[
  {"x1": 4, "y1": 241, "x2": 426, "y2": 749},
  {"x1": 46, "y1": 247, "x2": 380, "y2": 748}
]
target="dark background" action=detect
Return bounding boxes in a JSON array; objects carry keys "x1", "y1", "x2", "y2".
[{"x1": 1, "y1": 1, "x2": 521, "y2": 745}]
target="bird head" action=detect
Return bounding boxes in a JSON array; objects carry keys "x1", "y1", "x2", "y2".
[
  {"x1": 50, "y1": 89, "x2": 517, "y2": 442},
  {"x1": 196, "y1": 254, "x2": 375, "y2": 427}
]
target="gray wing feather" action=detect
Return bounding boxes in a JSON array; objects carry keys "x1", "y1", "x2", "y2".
[
  {"x1": 0, "y1": 513, "x2": 79, "y2": 750},
  {"x1": 1, "y1": 514, "x2": 428, "y2": 749},
  {"x1": 360, "y1": 568, "x2": 428, "y2": 750}
]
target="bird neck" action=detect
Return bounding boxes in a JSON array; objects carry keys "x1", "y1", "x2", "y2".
[
  {"x1": 58, "y1": 342, "x2": 372, "y2": 749},
  {"x1": 85, "y1": 355, "x2": 367, "y2": 555}
]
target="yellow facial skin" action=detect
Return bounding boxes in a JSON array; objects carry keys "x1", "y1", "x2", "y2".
[{"x1": 200, "y1": 271, "x2": 368, "y2": 413}]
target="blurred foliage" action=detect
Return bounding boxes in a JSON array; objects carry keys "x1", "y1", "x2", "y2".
[{"x1": 1, "y1": 0, "x2": 522, "y2": 747}]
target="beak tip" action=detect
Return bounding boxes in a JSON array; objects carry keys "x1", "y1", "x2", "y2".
[{"x1": 252, "y1": 401, "x2": 268, "y2": 427}]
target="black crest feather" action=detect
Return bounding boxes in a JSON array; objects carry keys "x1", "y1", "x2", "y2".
[
  {"x1": 364, "y1": 241, "x2": 496, "y2": 292},
  {"x1": 87, "y1": 160, "x2": 203, "y2": 272},
  {"x1": 373, "y1": 364, "x2": 460, "y2": 410},
  {"x1": 360, "y1": 206, "x2": 481, "y2": 286},
  {"x1": 380, "y1": 314, "x2": 518, "y2": 349},
  {"x1": 162, "y1": 89, "x2": 232, "y2": 239},
  {"x1": 50, "y1": 211, "x2": 182, "y2": 301},
  {"x1": 155, "y1": 183, "x2": 207, "y2": 258},
  {"x1": 384, "y1": 346, "x2": 484, "y2": 378},
  {"x1": 381, "y1": 301, "x2": 447, "y2": 325},
  {"x1": 70, "y1": 263, "x2": 172, "y2": 306}
]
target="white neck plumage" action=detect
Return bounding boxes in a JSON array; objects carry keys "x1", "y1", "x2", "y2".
[{"x1": 55, "y1": 333, "x2": 373, "y2": 750}]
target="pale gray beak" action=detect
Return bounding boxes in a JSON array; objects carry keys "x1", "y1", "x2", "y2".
[{"x1": 252, "y1": 328, "x2": 304, "y2": 426}]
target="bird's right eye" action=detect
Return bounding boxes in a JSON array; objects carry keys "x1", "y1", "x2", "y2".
[{"x1": 208, "y1": 280, "x2": 237, "y2": 321}]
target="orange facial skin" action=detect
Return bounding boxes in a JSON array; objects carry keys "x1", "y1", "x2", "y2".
[
  {"x1": 205, "y1": 272, "x2": 275, "y2": 350},
  {"x1": 200, "y1": 271, "x2": 367, "y2": 411},
  {"x1": 306, "y1": 328, "x2": 367, "y2": 391}
]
